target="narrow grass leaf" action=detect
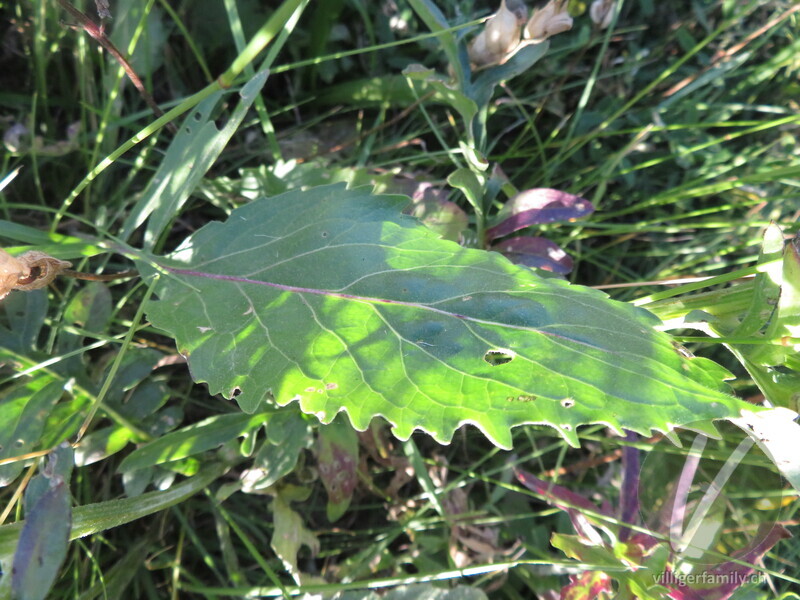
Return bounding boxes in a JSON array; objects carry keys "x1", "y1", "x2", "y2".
[
  {"x1": 118, "y1": 412, "x2": 269, "y2": 472},
  {"x1": 120, "y1": 69, "x2": 268, "y2": 249}
]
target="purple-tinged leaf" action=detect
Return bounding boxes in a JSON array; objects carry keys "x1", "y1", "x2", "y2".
[
  {"x1": 517, "y1": 468, "x2": 615, "y2": 546},
  {"x1": 688, "y1": 524, "x2": 791, "y2": 600},
  {"x1": 491, "y1": 236, "x2": 573, "y2": 274},
  {"x1": 12, "y1": 480, "x2": 71, "y2": 600},
  {"x1": 515, "y1": 468, "x2": 608, "y2": 517},
  {"x1": 316, "y1": 416, "x2": 359, "y2": 522},
  {"x1": 619, "y1": 432, "x2": 640, "y2": 543},
  {"x1": 486, "y1": 188, "x2": 594, "y2": 241},
  {"x1": 402, "y1": 182, "x2": 468, "y2": 242}
]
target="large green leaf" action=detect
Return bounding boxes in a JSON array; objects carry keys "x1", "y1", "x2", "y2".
[{"x1": 138, "y1": 184, "x2": 754, "y2": 449}]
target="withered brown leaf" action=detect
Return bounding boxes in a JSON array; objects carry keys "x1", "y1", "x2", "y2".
[{"x1": 0, "y1": 248, "x2": 28, "y2": 301}]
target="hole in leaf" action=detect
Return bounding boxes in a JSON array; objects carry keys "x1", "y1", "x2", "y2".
[
  {"x1": 671, "y1": 341, "x2": 694, "y2": 358},
  {"x1": 483, "y1": 348, "x2": 515, "y2": 366},
  {"x1": 230, "y1": 388, "x2": 241, "y2": 398},
  {"x1": 561, "y1": 398, "x2": 575, "y2": 408}
]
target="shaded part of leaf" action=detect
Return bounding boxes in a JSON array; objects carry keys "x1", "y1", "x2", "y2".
[
  {"x1": 0, "y1": 380, "x2": 64, "y2": 487},
  {"x1": 103, "y1": 348, "x2": 163, "y2": 408},
  {"x1": 240, "y1": 423, "x2": 309, "y2": 492},
  {"x1": 0, "y1": 289, "x2": 47, "y2": 353},
  {"x1": 447, "y1": 167, "x2": 484, "y2": 217},
  {"x1": 486, "y1": 188, "x2": 594, "y2": 241},
  {"x1": 402, "y1": 68, "x2": 478, "y2": 126},
  {"x1": 122, "y1": 468, "x2": 153, "y2": 498},
  {"x1": 491, "y1": 236, "x2": 573, "y2": 274},
  {"x1": 64, "y1": 282, "x2": 112, "y2": 332},
  {"x1": 12, "y1": 480, "x2": 71, "y2": 600},
  {"x1": 129, "y1": 382, "x2": 172, "y2": 429},
  {"x1": 56, "y1": 283, "x2": 113, "y2": 374},
  {"x1": 265, "y1": 407, "x2": 310, "y2": 446},
  {"x1": 38, "y1": 391, "x2": 90, "y2": 450}
]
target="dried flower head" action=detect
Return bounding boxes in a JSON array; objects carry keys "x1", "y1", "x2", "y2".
[
  {"x1": 0, "y1": 249, "x2": 72, "y2": 301},
  {"x1": 13, "y1": 251, "x2": 72, "y2": 291},
  {"x1": 0, "y1": 248, "x2": 27, "y2": 301},
  {"x1": 590, "y1": 0, "x2": 616, "y2": 29},
  {"x1": 524, "y1": 0, "x2": 573, "y2": 41}
]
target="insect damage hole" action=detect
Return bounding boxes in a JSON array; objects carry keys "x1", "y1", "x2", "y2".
[{"x1": 483, "y1": 348, "x2": 515, "y2": 366}]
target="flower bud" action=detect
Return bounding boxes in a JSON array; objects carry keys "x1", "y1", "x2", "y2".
[
  {"x1": 524, "y1": 0, "x2": 573, "y2": 41},
  {"x1": 485, "y1": 0, "x2": 521, "y2": 56},
  {"x1": 467, "y1": 29, "x2": 493, "y2": 67},
  {"x1": 468, "y1": 0, "x2": 523, "y2": 67},
  {"x1": 590, "y1": 0, "x2": 615, "y2": 29}
]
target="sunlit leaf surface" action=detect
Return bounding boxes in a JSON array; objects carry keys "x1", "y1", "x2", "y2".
[{"x1": 140, "y1": 184, "x2": 753, "y2": 448}]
